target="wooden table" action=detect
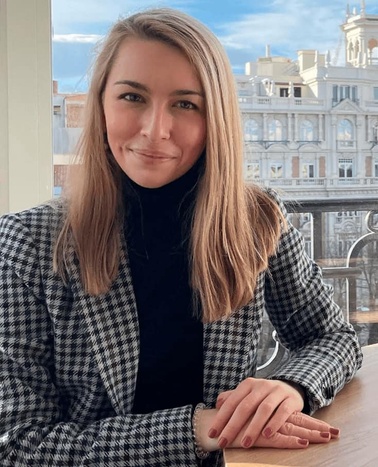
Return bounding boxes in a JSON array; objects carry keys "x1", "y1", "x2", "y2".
[{"x1": 224, "y1": 344, "x2": 378, "y2": 467}]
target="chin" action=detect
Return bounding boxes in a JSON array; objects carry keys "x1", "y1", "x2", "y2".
[{"x1": 130, "y1": 176, "x2": 171, "y2": 189}]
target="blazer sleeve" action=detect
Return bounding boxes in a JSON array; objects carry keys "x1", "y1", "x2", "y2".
[
  {"x1": 0, "y1": 212, "x2": 199, "y2": 467},
  {"x1": 263, "y1": 196, "x2": 363, "y2": 414}
]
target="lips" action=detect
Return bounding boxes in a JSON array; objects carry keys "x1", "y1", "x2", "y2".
[{"x1": 131, "y1": 148, "x2": 177, "y2": 160}]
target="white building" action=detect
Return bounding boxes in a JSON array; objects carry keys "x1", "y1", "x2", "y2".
[{"x1": 237, "y1": 1, "x2": 378, "y2": 200}]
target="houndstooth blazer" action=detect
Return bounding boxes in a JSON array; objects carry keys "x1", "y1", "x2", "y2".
[{"x1": 0, "y1": 197, "x2": 362, "y2": 467}]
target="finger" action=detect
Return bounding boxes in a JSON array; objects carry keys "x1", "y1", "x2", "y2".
[
  {"x1": 254, "y1": 431, "x2": 309, "y2": 449},
  {"x1": 287, "y1": 412, "x2": 340, "y2": 439},
  {"x1": 278, "y1": 422, "x2": 332, "y2": 444},
  {"x1": 216, "y1": 390, "x2": 268, "y2": 447},
  {"x1": 238, "y1": 391, "x2": 291, "y2": 448},
  {"x1": 260, "y1": 397, "x2": 302, "y2": 439},
  {"x1": 216, "y1": 390, "x2": 233, "y2": 410},
  {"x1": 210, "y1": 379, "x2": 267, "y2": 442}
]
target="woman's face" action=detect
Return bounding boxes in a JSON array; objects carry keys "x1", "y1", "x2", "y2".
[{"x1": 103, "y1": 38, "x2": 207, "y2": 188}]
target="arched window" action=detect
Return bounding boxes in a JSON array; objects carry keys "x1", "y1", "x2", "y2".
[
  {"x1": 338, "y1": 119, "x2": 354, "y2": 147},
  {"x1": 268, "y1": 119, "x2": 283, "y2": 141},
  {"x1": 244, "y1": 119, "x2": 259, "y2": 141},
  {"x1": 299, "y1": 120, "x2": 314, "y2": 141}
]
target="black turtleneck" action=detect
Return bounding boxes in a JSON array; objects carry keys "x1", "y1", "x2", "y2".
[{"x1": 122, "y1": 160, "x2": 204, "y2": 414}]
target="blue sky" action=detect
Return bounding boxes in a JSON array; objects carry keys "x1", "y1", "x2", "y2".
[{"x1": 52, "y1": 0, "x2": 378, "y2": 93}]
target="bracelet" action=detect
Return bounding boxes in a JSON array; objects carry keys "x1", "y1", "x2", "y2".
[{"x1": 192, "y1": 403, "x2": 210, "y2": 459}]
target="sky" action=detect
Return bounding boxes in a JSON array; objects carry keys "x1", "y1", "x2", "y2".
[{"x1": 51, "y1": 0, "x2": 378, "y2": 93}]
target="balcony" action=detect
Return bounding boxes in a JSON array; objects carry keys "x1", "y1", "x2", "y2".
[
  {"x1": 238, "y1": 96, "x2": 325, "y2": 111},
  {"x1": 248, "y1": 177, "x2": 378, "y2": 199}
]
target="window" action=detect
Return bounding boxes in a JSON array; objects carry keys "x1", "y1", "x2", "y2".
[
  {"x1": 374, "y1": 87, "x2": 378, "y2": 100},
  {"x1": 280, "y1": 88, "x2": 289, "y2": 97},
  {"x1": 332, "y1": 85, "x2": 358, "y2": 104},
  {"x1": 268, "y1": 119, "x2": 283, "y2": 141},
  {"x1": 294, "y1": 87, "x2": 302, "y2": 97},
  {"x1": 338, "y1": 119, "x2": 354, "y2": 147},
  {"x1": 300, "y1": 120, "x2": 314, "y2": 141},
  {"x1": 246, "y1": 162, "x2": 260, "y2": 180},
  {"x1": 339, "y1": 158, "x2": 353, "y2": 178},
  {"x1": 270, "y1": 163, "x2": 283, "y2": 178},
  {"x1": 244, "y1": 119, "x2": 259, "y2": 141},
  {"x1": 374, "y1": 161, "x2": 378, "y2": 178},
  {"x1": 302, "y1": 162, "x2": 315, "y2": 178}
]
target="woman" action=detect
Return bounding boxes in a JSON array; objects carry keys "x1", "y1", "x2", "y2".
[{"x1": 0, "y1": 8, "x2": 362, "y2": 467}]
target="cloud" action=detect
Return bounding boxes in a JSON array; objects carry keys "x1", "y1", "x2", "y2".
[
  {"x1": 216, "y1": 0, "x2": 357, "y2": 63},
  {"x1": 53, "y1": 34, "x2": 103, "y2": 44}
]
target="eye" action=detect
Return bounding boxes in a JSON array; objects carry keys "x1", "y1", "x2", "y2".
[
  {"x1": 119, "y1": 93, "x2": 143, "y2": 102},
  {"x1": 175, "y1": 100, "x2": 197, "y2": 110}
]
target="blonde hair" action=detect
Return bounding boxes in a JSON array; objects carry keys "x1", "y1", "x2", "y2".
[{"x1": 54, "y1": 8, "x2": 284, "y2": 322}]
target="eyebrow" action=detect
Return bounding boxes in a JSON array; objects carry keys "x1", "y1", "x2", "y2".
[{"x1": 113, "y1": 79, "x2": 204, "y2": 98}]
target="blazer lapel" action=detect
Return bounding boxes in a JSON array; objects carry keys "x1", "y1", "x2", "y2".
[{"x1": 69, "y1": 242, "x2": 139, "y2": 415}]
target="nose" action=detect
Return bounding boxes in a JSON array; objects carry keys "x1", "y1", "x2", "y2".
[{"x1": 140, "y1": 105, "x2": 172, "y2": 141}]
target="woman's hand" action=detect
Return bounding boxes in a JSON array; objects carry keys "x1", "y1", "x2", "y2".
[
  {"x1": 198, "y1": 408, "x2": 340, "y2": 453},
  {"x1": 230, "y1": 412, "x2": 340, "y2": 449},
  {"x1": 207, "y1": 377, "x2": 336, "y2": 449}
]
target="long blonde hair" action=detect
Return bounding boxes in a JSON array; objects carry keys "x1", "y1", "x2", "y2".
[{"x1": 54, "y1": 8, "x2": 284, "y2": 322}]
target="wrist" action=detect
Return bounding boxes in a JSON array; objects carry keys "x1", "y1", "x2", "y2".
[{"x1": 192, "y1": 404, "x2": 218, "y2": 457}]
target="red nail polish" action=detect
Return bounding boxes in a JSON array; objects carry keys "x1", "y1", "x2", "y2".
[
  {"x1": 208, "y1": 428, "x2": 217, "y2": 438},
  {"x1": 218, "y1": 437, "x2": 228, "y2": 448},
  {"x1": 330, "y1": 427, "x2": 340, "y2": 436},
  {"x1": 242, "y1": 436, "x2": 252, "y2": 448},
  {"x1": 263, "y1": 427, "x2": 272, "y2": 438},
  {"x1": 298, "y1": 438, "x2": 309, "y2": 446},
  {"x1": 320, "y1": 432, "x2": 331, "y2": 439}
]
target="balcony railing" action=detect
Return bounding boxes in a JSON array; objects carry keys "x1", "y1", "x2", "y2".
[
  {"x1": 257, "y1": 197, "x2": 378, "y2": 368},
  {"x1": 238, "y1": 96, "x2": 325, "y2": 110},
  {"x1": 248, "y1": 177, "x2": 378, "y2": 192}
]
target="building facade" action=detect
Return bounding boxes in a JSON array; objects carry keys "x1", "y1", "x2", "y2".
[{"x1": 237, "y1": 2, "x2": 378, "y2": 201}]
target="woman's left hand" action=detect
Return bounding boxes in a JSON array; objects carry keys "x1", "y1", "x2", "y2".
[{"x1": 208, "y1": 377, "x2": 307, "y2": 448}]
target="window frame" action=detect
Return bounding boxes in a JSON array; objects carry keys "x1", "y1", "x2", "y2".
[{"x1": 0, "y1": 0, "x2": 52, "y2": 215}]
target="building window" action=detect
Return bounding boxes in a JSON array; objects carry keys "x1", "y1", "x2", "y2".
[
  {"x1": 294, "y1": 87, "x2": 302, "y2": 97},
  {"x1": 246, "y1": 162, "x2": 260, "y2": 180},
  {"x1": 374, "y1": 161, "x2": 378, "y2": 178},
  {"x1": 338, "y1": 119, "x2": 354, "y2": 147},
  {"x1": 338, "y1": 158, "x2": 353, "y2": 179},
  {"x1": 300, "y1": 120, "x2": 314, "y2": 141},
  {"x1": 268, "y1": 119, "x2": 283, "y2": 141},
  {"x1": 244, "y1": 119, "x2": 259, "y2": 141},
  {"x1": 374, "y1": 87, "x2": 378, "y2": 100},
  {"x1": 280, "y1": 88, "x2": 289, "y2": 97},
  {"x1": 302, "y1": 162, "x2": 315, "y2": 178},
  {"x1": 270, "y1": 163, "x2": 283, "y2": 178},
  {"x1": 333, "y1": 85, "x2": 358, "y2": 104}
]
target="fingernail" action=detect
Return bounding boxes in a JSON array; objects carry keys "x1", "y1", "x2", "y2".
[
  {"x1": 242, "y1": 436, "x2": 252, "y2": 448},
  {"x1": 298, "y1": 439, "x2": 309, "y2": 446},
  {"x1": 330, "y1": 427, "x2": 340, "y2": 436},
  {"x1": 263, "y1": 427, "x2": 272, "y2": 438},
  {"x1": 218, "y1": 437, "x2": 228, "y2": 449},
  {"x1": 208, "y1": 428, "x2": 218, "y2": 438},
  {"x1": 320, "y1": 432, "x2": 331, "y2": 439}
]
